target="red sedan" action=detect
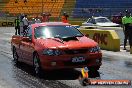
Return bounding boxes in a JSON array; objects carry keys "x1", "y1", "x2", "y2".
[{"x1": 11, "y1": 22, "x2": 102, "y2": 75}]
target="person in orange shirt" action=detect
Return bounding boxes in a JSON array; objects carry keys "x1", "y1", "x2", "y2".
[
  {"x1": 61, "y1": 12, "x2": 69, "y2": 23},
  {"x1": 41, "y1": 13, "x2": 51, "y2": 22}
]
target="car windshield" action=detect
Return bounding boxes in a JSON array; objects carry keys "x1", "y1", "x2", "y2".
[
  {"x1": 95, "y1": 18, "x2": 111, "y2": 23},
  {"x1": 34, "y1": 26, "x2": 83, "y2": 39}
]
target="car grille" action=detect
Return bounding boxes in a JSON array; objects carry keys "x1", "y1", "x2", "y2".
[
  {"x1": 64, "y1": 49, "x2": 88, "y2": 54},
  {"x1": 64, "y1": 60, "x2": 90, "y2": 66}
]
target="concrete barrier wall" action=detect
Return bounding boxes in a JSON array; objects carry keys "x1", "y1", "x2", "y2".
[
  {"x1": 0, "y1": 21, "x2": 14, "y2": 27},
  {"x1": 79, "y1": 26, "x2": 124, "y2": 45},
  {"x1": 79, "y1": 29, "x2": 120, "y2": 51},
  {"x1": 98, "y1": 27, "x2": 124, "y2": 45}
]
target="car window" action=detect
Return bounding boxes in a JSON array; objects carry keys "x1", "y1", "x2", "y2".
[
  {"x1": 34, "y1": 26, "x2": 83, "y2": 39},
  {"x1": 87, "y1": 18, "x2": 95, "y2": 24},
  {"x1": 95, "y1": 18, "x2": 111, "y2": 23},
  {"x1": 87, "y1": 18, "x2": 92, "y2": 23},
  {"x1": 25, "y1": 26, "x2": 32, "y2": 38}
]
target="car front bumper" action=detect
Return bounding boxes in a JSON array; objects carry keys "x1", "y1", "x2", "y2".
[{"x1": 39, "y1": 52, "x2": 102, "y2": 70}]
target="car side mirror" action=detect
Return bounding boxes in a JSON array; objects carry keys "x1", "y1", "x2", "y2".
[{"x1": 22, "y1": 37, "x2": 32, "y2": 42}]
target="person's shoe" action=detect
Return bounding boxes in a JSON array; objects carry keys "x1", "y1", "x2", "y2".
[
  {"x1": 126, "y1": 50, "x2": 130, "y2": 52},
  {"x1": 123, "y1": 48, "x2": 126, "y2": 50}
]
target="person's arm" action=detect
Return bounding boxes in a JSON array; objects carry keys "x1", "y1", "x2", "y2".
[
  {"x1": 122, "y1": 17, "x2": 125, "y2": 24},
  {"x1": 22, "y1": 18, "x2": 24, "y2": 26},
  {"x1": 18, "y1": 20, "x2": 20, "y2": 26},
  {"x1": 25, "y1": 18, "x2": 29, "y2": 25},
  {"x1": 129, "y1": 17, "x2": 132, "y2": 26},
  {"x1": 122, "y1": 17, "x2": 125, "y2": 33}
]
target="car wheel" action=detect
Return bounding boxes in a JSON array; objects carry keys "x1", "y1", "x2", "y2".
[
  {"x1": 88, "y1": 66, "x2": 100, "y2": 71},
  {"x1": 33, "y1": 53, "x2": 42, "y2": 77},
  {"x1": 88, "y1": 66, "x2": 100, "y2": 78},
  {"x1": 13, "y1": 47, "x2": 19, "y2": 64}
]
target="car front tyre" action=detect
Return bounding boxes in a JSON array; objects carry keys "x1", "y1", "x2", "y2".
[
  {"x1": 33, "y1": 53, "x2": 42, "y2": 77},
  {"x1": 13, "y1": 47, "x2": 19, "y2": 65},
  {"x1": 88, "y1": 66, "x2": 100, "y2": 78},
  {"x1": 89, "y1": 66, "x2": 100, "y2": 71}
]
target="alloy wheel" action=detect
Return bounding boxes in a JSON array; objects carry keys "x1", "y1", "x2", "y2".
[
  {"x1": 33, "y1": 54, "x2": 42, "y2": 76},
  {"x1": 13, "y1": 48, "x2": 18, "y2": 64}
]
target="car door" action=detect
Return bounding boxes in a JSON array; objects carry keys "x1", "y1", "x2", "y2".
[
  {"x1": 13, "y1": 35, "x2": 23, "y2": 60},
  {"x1": 25, "y1": 26, "x2": 34, "y2": 64},
  {"x1": 20, "y1": 26, "x2": 34, "y2": 64}
]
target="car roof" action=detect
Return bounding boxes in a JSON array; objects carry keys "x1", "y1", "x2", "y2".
[
  {"x1": 112, "y1": 15, "x2": 122, "y2": 17},
  {"x1": 93, "y1": 16, "x2": 107, "y2": 19},
  {"x1": 31, "y1": 22, "x2": 71, "y2": 28}
]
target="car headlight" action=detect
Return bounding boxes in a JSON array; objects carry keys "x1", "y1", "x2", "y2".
[
  {"x1": 43, "y1": 49, "x2": 62, "y2": 56},
  {"x1": 89, "y1": 46, "x2": 101, "y2": 53}
]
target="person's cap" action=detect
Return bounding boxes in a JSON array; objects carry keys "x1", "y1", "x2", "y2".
[{"x1": 84, "y1": 67, "x2": 89, "y2": 72}]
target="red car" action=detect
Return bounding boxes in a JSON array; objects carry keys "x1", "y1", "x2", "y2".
[{"x1": 11, "y1": 22, "x2": 102, "y2": 75}]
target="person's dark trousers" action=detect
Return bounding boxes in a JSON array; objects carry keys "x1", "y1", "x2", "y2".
[
  {"x1": 124, "y1": 24, "x2": 129, "y2": 49},
  {"x1": 15, "y1": 26, "x2": 20, "y2": 35},
  {"x1": 23, "y1": 25, "x2": 28, "y2": 36}
]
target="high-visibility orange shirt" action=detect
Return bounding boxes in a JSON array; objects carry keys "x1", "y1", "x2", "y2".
[
  {"x1": 42, "y1": 16, "x2": 46, "y2": 22},
  {"x1": 42, "y1": 16, "x2": 50, "y2": 22}
]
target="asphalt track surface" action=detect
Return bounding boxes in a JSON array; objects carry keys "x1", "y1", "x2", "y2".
[{"x1": 0, "y1": 27, "x2": 132, "y2": 88}]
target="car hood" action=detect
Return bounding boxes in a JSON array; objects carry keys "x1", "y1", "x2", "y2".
[
  {"x1": 96, "y1": 22, "x2": 119, "y2": 27},
  {"x1": 36, "y1": 36, "x2": 97, "y2": 49}
]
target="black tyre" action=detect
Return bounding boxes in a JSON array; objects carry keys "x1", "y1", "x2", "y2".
[
  {"x1": 33, "y1": 53, "x2": 42, "y2": 77},
  {"x1": 88, "y1": 66, "x2": 100, "y2": 71},
  {"x1": 13, "y1": 47, "x2": 19, "y2": 65},
  {"x1": 88, "y1": 66, "x2": 100, "y2": 78}
]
